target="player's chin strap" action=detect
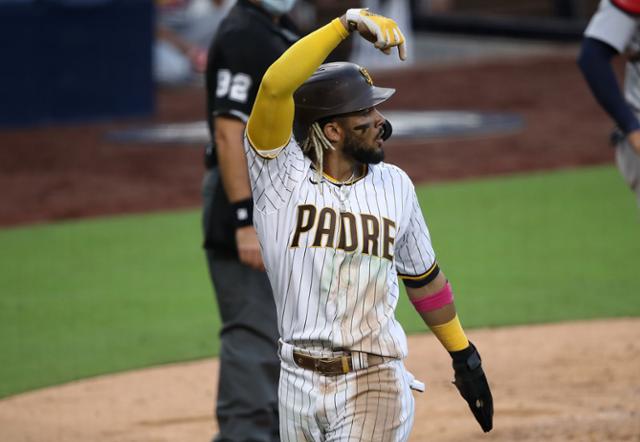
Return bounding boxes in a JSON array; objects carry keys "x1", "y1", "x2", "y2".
[{"x1": 381, "y1": 119, "x2": 393, "y2": 141}]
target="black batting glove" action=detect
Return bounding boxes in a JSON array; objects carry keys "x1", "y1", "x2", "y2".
[{"x1": 449, "y1": 342, "x2": 494, "y2": 432}]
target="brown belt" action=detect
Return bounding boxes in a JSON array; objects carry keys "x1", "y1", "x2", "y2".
[{"x1": 292, "y1": 350, "x2": 388, "y2": 376}]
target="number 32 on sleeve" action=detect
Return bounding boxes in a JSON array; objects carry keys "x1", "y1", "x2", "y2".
[{"x1": 216, "y1": 69, "x2": 252, "y2": 103}]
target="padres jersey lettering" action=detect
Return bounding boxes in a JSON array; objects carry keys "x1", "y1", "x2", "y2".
[
  {"x1": 290, "y1": 204, "x2": 396, "y2": 259},
  {"x1": 244, "y1": 135, "x2": 436, "y2": 358},
  {"x1": 338, "y1": 212, "x2": 357, "y2": 252}
]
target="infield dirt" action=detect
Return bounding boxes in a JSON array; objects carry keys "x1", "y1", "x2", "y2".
[{"x1": 0, "y1": 319, "x2": 638, "y2": 441}]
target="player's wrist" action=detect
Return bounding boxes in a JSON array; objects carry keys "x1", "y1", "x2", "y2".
[
  {"x1": 334, "y1": 16, "x2": 351, "y2": 37},
  {"x1": 430, "y1": 314, "x2": 469, "y2": 352},
  {"x1": 230, "y1": 198, "x2": 253, "y2": 228},
  {"x1": 338, "y1": 15, "x2": 349, "y2": 32},
  {"x1": 449, "y1": 342, "x2": 476, "y2": 364},
  {"x1": 344, "y1": 9, "x2": 362, "y2": 31}
]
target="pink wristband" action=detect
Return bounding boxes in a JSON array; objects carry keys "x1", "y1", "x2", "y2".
[{"x1": 410, "y1": 282, "x2": 454, "y2": 313}]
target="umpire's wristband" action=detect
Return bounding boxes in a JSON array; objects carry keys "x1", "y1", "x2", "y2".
[{"x1": 230, "y1": 198, "x2": 253, "y2": 228}]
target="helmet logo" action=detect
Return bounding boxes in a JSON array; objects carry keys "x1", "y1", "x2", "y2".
[{"x1": 359, "y1": 67, "x2": 373, "y2": 86}]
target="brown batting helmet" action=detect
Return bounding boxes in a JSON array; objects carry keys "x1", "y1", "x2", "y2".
[{"x1": 293, "y1": 62, "x2": 395, "y2": 143}]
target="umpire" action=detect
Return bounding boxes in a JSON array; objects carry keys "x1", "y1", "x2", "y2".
[{"x1": 202, "y1": 0, "x2": 299, "y2": 440}]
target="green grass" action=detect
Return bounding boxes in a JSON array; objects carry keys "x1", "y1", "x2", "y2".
[
  {"x1": 1, "y1": 165, "x2": 638, "y2": 398},
  {"x1": 0, "y1": 211, "x2": 217, "y2": 398},
  {"x1": 396, "y1": 165, "x2": 640, "y2": 333}
]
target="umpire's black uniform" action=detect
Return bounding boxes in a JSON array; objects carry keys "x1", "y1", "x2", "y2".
[{"x1": 202, "y1": 1, "x2": 298, "y2": 440}]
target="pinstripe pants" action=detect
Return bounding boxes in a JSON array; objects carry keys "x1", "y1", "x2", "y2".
[{"x1": 278, "y1": 358, "x2": 415, "y2": 441}]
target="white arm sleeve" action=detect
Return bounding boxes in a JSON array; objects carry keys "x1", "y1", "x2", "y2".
[{"x1": 585, "y1": 0, "x2": 638, "y2": 52}]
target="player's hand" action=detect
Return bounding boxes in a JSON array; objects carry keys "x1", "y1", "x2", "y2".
[
  {"x1": 345, "y1": 8, "x2": 406, "y2": 60},
  {"x1": 235, "y1": 225, "x2": 265, "y2": 272},
  {"x1": 627, "y1": 129, "x2": 640, "y2": 155},
  {"x1": 450, "y1": 343, "x2": 493, "y2": 432}
]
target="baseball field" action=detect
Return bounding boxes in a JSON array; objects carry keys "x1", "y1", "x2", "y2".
[{"x1": 1, "y1": 49, "x2": 639, "y2": 440}]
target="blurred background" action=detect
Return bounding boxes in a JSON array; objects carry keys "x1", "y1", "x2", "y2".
[
  {"x1": 0, "y1": 0, "x2": 601, "y2": 128},
  {"x1": 0, "y1": 0, "x2": 612, "y2": 226}
]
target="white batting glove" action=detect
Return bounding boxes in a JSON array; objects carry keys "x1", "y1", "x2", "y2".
[{"x1": 346, "y1": 8, "x2": 407, "y2": 61}]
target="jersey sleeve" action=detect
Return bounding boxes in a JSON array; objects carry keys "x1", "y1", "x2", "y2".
[
  {"x1": 246, "y1": 19, "x2": 349, "y2": 151},
  {"x1": 395, "y1": 185, "x2": 439, "y2": 288},
  {"x1": 207, "y1": 29, "x2": 274, "y2": 122},
  {"x1": 578, "y1": 37, "x2": 640, "y2": 133},
  {"x1": 585, "y1": 0, "x2": 637, "y2": 53},
  {"x1": 243, "y1": 132, "x2": 307, "y2": 213}
]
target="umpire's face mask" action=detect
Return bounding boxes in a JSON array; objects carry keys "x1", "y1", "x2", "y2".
[{"x1": 261, "y1": 0, "x2": 296, "y2": 15}]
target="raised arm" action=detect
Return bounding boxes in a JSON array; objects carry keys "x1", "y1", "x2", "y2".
[{"x1": 246, "y1": 9, "x2": 406, "y2": 152}]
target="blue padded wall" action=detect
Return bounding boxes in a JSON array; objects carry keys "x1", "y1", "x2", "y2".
[{"x1": 0, "y1": 0, "x2": 154, "y2": 127}]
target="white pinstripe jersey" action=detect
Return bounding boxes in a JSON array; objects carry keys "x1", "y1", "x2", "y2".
[{"x1": 245, "y1": 135, "x2": 437, "y2": 359}]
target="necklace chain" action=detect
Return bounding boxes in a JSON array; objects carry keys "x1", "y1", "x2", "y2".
[{"x1": 340, "y1": 170, "x2": 356, "y2": 185}]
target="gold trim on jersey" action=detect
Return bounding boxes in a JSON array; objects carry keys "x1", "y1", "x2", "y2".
[
  {"x1": 245, "y1": 128, "x2": 291, "y2": 160},
  {"x1": 336, "y1": 212, "x2": 357, "y2": 252},
  {"x1": 311, "y1": 207, "x2": 338, "y2": 248},
  {"x1": 290, "y1": 204, "x2": 318, "y2": 248},
  {"x1": 360, "y1": 213, "x2": 380, "y2": 256},
  {"x1": 381, "y1": 217, "x2": 396, "y2": 261},
  {"x1": 398, "y1": 261, "x2": 439, "y2": 281},
  {"x1": 320, "y1": 164, "x2": 368, "y2": 186}
]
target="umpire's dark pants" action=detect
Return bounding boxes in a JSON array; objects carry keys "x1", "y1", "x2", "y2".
[{"x1": 203, "y1": 170, "x2": 281, "y2": 442}]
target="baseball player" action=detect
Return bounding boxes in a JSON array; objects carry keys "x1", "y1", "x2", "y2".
[
  {"x1": 154, "y1": 0, "x2": 229, "y2": 84},
  {"x1": 243, "y1": 9, "x2": 493, "y2": 441},
  {"x1": 578, "y1": 0, "x2": 640, "y2": 205},
  {"x1": 202, "y1": 0, "x2": 299, "y2": 440}
]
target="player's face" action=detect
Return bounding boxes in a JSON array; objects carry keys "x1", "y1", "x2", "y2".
[{"x1": 339, "y1": 107, "x2": 386, "y2": 164}]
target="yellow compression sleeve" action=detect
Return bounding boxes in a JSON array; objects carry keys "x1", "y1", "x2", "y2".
[
  {"x1": 247, "y1": 18, "x2": 350, "y2": 151},
  {"x1": 429, "y1": 315, "x2": 470, "y2": 352}
]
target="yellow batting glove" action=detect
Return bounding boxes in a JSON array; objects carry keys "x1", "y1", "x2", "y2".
[{"x1": 346, "y1": 8, "x2": 407, "y2": 60}]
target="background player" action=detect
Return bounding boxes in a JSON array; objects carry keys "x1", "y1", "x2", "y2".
[
  {"x1": 578, "y1": 0, "x2": 640, "y2": 205},
  {"x1": 244, "y1": 8, "x2": 493, "y2": 441},
  {"x1": 202, "y1": 0, "x2": 299, "y2": 440},
  {"x1": 154, "y1": 0, "x2": 230, "y2": 85}
]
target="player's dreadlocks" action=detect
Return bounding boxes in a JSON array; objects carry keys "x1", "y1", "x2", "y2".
[{"x1": 301, "y1": 121, "x2": 335, "y2": 183}]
